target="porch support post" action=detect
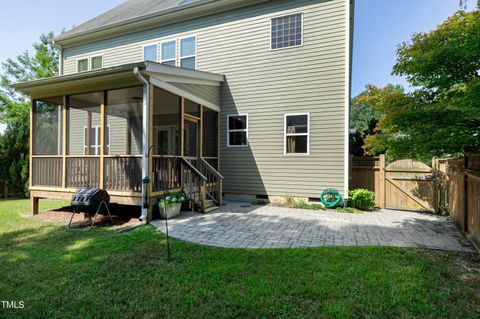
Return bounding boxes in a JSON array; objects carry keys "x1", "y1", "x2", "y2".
[
  {"x1": 99, "y1": 91, "x2": 106, "y2": 189},
  {"x1": 62, "y1": 96, "x2": 68, "y2": 188},
  {"x1": 180, "y1": 97, "x2": 185, "y2": 157},
  {"x1": 137, "y1": 78, "x2": 151, "y2": 222},
  {"x1": 148, "y1": 83, "x2": 154, "y2": 221},
  {"x1": 29, "y1": 100, "x2": 33, "y2": 189},
  {"x1": 199, "y1": 105, "x2": 203, "y2": 160}
]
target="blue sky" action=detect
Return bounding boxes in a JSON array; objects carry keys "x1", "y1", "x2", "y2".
[{"x1": 0, "y1": 0, "x2": 473, "y2": 131}]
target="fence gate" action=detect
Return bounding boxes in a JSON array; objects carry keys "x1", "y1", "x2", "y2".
[
  {"x1": 351, "y1": 156, "x2": 436, "y2": 212},
  {"x1": 384, "y1": 160, "x2": 435, "y2": 211}
]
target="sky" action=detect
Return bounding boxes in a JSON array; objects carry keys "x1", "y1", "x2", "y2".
[{"x1": 0, "y1": 0, "x2": 474, "y2": 132}]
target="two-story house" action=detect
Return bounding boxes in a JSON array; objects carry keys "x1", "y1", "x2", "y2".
[{"x1": 14, "y1": 0, "x2": 354, "y2": 221}]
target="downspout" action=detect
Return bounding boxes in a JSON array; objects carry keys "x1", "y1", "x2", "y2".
[{"x1": 133, "y1": 67, "x2": 150, "y2": 222}]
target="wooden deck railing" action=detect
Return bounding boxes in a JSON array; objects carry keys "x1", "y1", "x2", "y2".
[
  {"x1": 105, "y1": 156, "x2": 142, "y2": 192},
  {"x1": 181, "y1": 158, "x2": 207, "y2": 211},
  {"x1": 152, "y1": 156, "x2": 182, "y2": 192},
  {"x1": 32, "y1": 157, "x2": 63, "y2": 187},
  {"x1": 66, "y1": 157, "x2": 100, "y2": 189}
]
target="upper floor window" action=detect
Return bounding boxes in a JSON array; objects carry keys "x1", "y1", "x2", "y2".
[
  {"x1": 227, "y1": 114, "x2": 248, "y2": 147},
  {"x1": 180, "y1": 36, "x2": 196, "y2": 70},
  {"x1": 271, "y1": 13, "x2": 303, "y2": 50},
  {"x1": 91, "y1": 56, "x2": 103, "y2": 70},
  {"x1": 285, "y1": 113, "x2": 309, "y2": 155},
  {"x1": 77, "y1": 58, "x2": 88, "y2": 72},
  {"x1": 143, "y1": 44, "x2": 158, "y2": 62},
  {"x1": 161, "y1": 40, "x2": 177, "y2": 66}
]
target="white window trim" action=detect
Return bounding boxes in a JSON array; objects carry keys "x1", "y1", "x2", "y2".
[
  {"x1": 160, "y1": 39, "x2": 178, "y2": 66},
  {"x1": 83, "y1": 125, "x2": 110, "y2": 155},
  {"x1": 76, "y1": 57, "x2": 89, "y2": 73},
  {"x1": 179, "y1": 35, "x2": 197, "y2": 69},
  {"x1": 142, "y1": 43, "x2": 159, "y2": 62},
  {"x1": 90, "y1": 54, "x2": 104, "y2": 70},
  {"x1": 227, "y1": 114, "x2": 248, "y2": 148},
  {"x1": 284, "y1": 113, "x2": 310, "y2": 156},
  {"x1": 270, "y1": 12, "x2": 304, "y2": 51}
]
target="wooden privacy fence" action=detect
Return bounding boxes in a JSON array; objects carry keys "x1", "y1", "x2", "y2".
[
  {"x1": 434, "y1": 154, "x2": 480, "y2": 249},
  {"x1": 350, "y1": 155, "x2": 435, "y2": 211}
]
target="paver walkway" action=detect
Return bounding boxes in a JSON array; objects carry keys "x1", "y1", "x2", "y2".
[{"x1": 150, "y1": 202, "x2": 474, "y2": 252}]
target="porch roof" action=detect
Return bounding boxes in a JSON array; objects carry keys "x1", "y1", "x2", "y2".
[{"x1": 12, "y1": 62, "x2": 224, "y2": 110}]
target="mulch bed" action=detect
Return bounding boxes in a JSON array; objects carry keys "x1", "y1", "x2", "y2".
[{"x1": 31, "y1": 204, "x2": 142, "y2": 229}]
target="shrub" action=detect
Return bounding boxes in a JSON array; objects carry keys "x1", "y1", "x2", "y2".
[{"x1": 348, "y1": 189, "x2": 376, "y2": 211}]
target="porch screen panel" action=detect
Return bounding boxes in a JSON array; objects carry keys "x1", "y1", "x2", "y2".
[
  {"x1": 68, "y1": 92, "x2": 102, "y2": 155},
  {"x1": 106, "y1": 86, "x2": 143, "y2": 155},
  {"x1": 32, "y1": 97, "x2": 63, "y2": 187},
  {"x1": 33, "y1": 97, "x2": 63, "y2": 155},
  {"x1": 202, "y1": 108, "x2": 218, "y2": 158},
  {"x1": 66, "y1": 92, "x2": 102, "y2": 189},
  {"x1": 152, "y1": 87, "x2": 181, "y2": 156}
]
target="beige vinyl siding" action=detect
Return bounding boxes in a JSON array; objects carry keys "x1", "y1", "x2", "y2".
[
  {"x1": 62, "y1": 0, "x2": 349, "y2": 198},
  {"x1": 169, "y1": 82, "x2": 220, "y2": 107}
]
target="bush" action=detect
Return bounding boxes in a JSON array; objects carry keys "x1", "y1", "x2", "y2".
[{"x1": 348, "y1": 189, "x2": 376, "y2": 211}]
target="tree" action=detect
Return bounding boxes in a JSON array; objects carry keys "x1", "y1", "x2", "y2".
[
  {"x1": 350, "y1": 84, "x2": 403, "y2": 155},
  {"x1": 362, "y1": 10, "x2": 480, "y2": 162},
  {"x1": 0, "y1": 32, "x2": 59, "y2": 195}
]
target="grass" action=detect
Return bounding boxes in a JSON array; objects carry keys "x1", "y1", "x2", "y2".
[{"x1": 0, "y1": 199, "x2": 479, "y2": 318}]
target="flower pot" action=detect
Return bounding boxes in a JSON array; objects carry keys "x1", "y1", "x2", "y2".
[{"x1": 160, "y1": 203, "x2": 181, "y2": 220}]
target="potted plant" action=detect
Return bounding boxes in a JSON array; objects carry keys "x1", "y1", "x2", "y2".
[{"x1": 158, "y1": 192, "x2": 186, "y2": 219}]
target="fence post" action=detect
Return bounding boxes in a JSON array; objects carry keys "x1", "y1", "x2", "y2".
[
  {"x1": 464, "y1": 155, "x2": 469, "y2": 233},
  {"x1": 379, "y1": 154, "x2": 386, "y2": 209},
  {"x1": 432, "y1": 157, "x2": 438, "y2": 213}
]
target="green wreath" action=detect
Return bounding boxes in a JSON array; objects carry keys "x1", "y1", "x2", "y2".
[{"x1": 320, "y1": 189, "x2": 342, "y2": 208}]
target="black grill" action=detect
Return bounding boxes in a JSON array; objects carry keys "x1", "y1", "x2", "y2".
[{"x1": 71, "y1": 189, "x2": 110, "y2": 214}]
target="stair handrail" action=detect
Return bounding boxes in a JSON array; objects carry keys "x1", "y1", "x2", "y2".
[
  {"x1": 181, "y1": 157, "x2": 207, "y2": 181},
  {"x1": 198, "y1": 158, "x2": 224, "y2": 180}
]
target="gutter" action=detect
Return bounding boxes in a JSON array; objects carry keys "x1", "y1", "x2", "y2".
[{"x1": 133, "y1": 67, "x2": 151, "y2": 223}]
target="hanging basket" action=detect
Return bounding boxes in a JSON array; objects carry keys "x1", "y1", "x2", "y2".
[{"x1": 320, "y1": 189, "x2": 342, "y2": 208}]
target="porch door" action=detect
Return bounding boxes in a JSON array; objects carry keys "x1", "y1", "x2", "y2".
[{"x1": 183, "y1": 116, "x2": 199, "y2": 159}]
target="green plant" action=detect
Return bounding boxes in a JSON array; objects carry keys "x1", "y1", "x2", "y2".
[
  {"x1": 254, "y1": 198, "x2": 270, "y2": 206},
  {"x1": 158, "y1": 192, "x2": 186, "y2": 208},
  {"x1": 348, "y1": 189, "x2": 376, "y2": 211}
]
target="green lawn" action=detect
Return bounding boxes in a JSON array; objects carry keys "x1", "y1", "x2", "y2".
[{"x1": 0, "y1": 199, "x2": 479, "y2": 318}]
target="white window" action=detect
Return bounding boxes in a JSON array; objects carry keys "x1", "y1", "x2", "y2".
[
  {"x1": 91, "y1": 55, "x2": 103, "y2": 70},
  {"x1": 161, "y1": 40, "x2": 177, "y2": 66},
  {"x1": 284, "y1": 113, "x2": 309, "y2": 155},
  {"x1": 271, "y1": 13, "x2": 303, "y2": 50},
  {"x1": 84, "y1": 126, "x2": 110, "y2": 155},
  {"x1": 227, "y1": 114, "x2": 248, "y2": 147},
  {"x1": 180, "y1": 36, "x2": 196, "y2": 70},
  {"x1": 143, "y1": 44, "x2": 158, "y2": 62},
  {"x1": 77, "y1": 58, "x2": 89, "y2": 72}
]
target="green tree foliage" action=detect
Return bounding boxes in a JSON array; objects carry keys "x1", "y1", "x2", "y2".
[
  {"x1": 0, "y1": 32, "x2": 58, "y2": 195},
  {"x1": 350, "y1": 84, "x2": 402, "y2": 155},
  {"x1": 361, "y1": 10, "x2": 480, "y2": 162}
]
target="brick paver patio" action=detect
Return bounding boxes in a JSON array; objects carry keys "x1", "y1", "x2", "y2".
[{"x1": 150, "y1": 202, "x2": 474, "y2": 252}]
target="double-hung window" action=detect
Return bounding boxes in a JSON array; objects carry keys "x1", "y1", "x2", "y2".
[
  {"x1": 91, "y1": 56, "x2": 103, "y2": 70},
  {"x1": 161, "y1": 40, "x2": 177, "y2": 66},
  {"x1": 180, "y1": 36, "x2": 196, "y2": 69},
  {"x1": 271, "y1": 13, "x2": 303, "y2": 50},
  {"x1": 227, "y1": 114, "x2": 248, "y2": 147},
  {"x1": 77, "y1": 58, "x2": 89, "y2": 72},
  {"x1": 143, "y1": 44, "x2": 158, "y2": 62},
  {"x1": 285, "y1": 113, "x2": 309, "y2": 155},
  {"x1": 84, "y1": 126, "x2": 110, "y2": 155}
]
